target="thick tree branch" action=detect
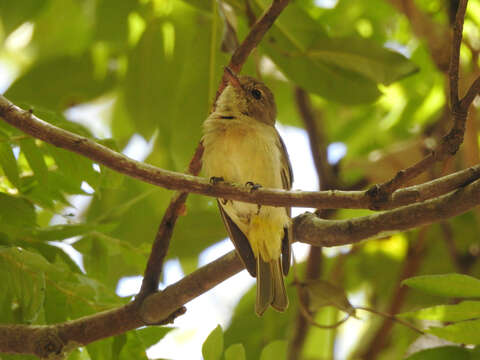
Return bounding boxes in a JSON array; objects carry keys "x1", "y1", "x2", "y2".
[
  {"x1": 1, "y1": 175, "x2": 480, "y2": 356},
  {"x1": 1, "y1": 94, "x2": 480, "y2": 212},
  {"x1": 296, "y1": 178, "x2": 480, "y2": 247}
]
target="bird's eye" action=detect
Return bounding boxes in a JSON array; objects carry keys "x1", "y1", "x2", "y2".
[{"x1": 251, "y1": 89, "x2": 262, "y2": 100}]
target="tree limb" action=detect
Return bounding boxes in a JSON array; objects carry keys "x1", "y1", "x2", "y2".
[
  {"x1": 1, "y1": 94, "x2": 480, "y2": 212},
  {"x1": 2, "y1": 175, "x2": 480, "y2": 356}
]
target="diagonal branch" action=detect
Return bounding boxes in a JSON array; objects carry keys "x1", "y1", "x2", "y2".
[{"x1": 136, "y1": 145, "x2": 202, "y2": 301}]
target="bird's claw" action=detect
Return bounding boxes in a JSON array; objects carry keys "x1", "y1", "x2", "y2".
[
  {"x1": 210, "y1": 176, "x2": 225, "y2": 185},
  {"x1": 245, "y1": 181, "x2": 262, "y2": 192}
]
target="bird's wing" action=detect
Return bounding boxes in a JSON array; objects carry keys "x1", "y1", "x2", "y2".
[
  {"x1": 276, "y1": 130, "x2": 293, "y2": 276},
  {"x1": 218, "y1": 201, "x2": 257, "y2": 277}
]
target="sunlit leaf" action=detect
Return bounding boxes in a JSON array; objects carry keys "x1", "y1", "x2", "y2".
[
  {"x1": 0, "y1": 194, "x2": 35, "y2": 238},
  {"x1": 403, "y1": 274, "x2": 480, "y2": 298},
  {"x1": 405, "y1": 346, "x2": 477, "y2": 360},
  {"x1": 259, "y1": 340, "x2": 287, "y2": 360},
  {"x1": 428, "y1": 319, "x2": 480, "y2": 345},
  {"x1": 401, "y1": 301, "x2": 480, "y2": 322},
  {"x1": 202, "y1": 325, "x2": 224, "y2": 360},
  {"x1": 0, "y1": 142, "x2": 20, "y2": 188},
  {"x1": 225, "y1": 343, "x2": 246, "y2": 360}
]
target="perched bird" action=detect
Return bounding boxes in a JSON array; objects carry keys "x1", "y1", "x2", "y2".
[{"x1": 202, "y1": 68, "x2": 293, "y2": 316}]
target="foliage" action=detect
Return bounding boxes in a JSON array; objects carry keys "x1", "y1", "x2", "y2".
[{"x1": 1, "y1": 0, "x2": 480, "y2": 359}]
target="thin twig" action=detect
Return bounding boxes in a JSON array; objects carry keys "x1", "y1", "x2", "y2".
[{"x1": 356, "y1": 307, "x2": 424, "y2": 335}]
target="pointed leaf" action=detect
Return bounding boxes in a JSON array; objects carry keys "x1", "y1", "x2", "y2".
[
  {"x1": 428, "y1": 319, "x2": 480, "y2": 345},
  {"x1": 405, "y1": 346, "x2": 476, "y2": 360},
  {"x1": 400, "y1": 301, "x2": 480, "y2": 322},
  {"x1": 403, "y1": 274, "x2": 480, "y2": 298},
  {"x1": 202, "y1": 325, "x2": 224, "y2": 360},
  {"x1": 0, "y1": 142, "x2": 20, "y2": 187},
  {"x1": 20, "y1": 138, "x2": 49, "y2": 187},
  {"x1": 304, "y1": 279, "x2": 355, "y2": 315},
  {"x1": 225, "y1": 343, "x2": 246, "y2": 360},
  {"x1": 260, "y1": 340, "x2": 287, "y2": 360}
]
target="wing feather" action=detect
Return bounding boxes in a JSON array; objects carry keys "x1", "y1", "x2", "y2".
[{"x1": 217, "y1": 201, "x2": 257, "y2": 277}]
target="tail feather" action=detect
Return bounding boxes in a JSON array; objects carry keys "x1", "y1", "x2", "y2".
[
  {"x1": 256, "y1": 258, "x2": 274, "y2": 316},
  {"x1": 271, "y1": 259, "x2": 288, "y2": 312},
  {"x1": 255, "y1": 258, "x2": 288, "y2": 316}
]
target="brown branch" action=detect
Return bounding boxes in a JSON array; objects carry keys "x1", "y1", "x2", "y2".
[
  {"x1": 460, "y1": 75, "x2": 480, "y2": 109},
  {"x1": 367, "y1": 0, "x2": 471, "y2": 205},
  {"x1": 449, "y1": 0, "x2": 468, "y2": 108},
  {"x1": 295, "y1": 177, "x2": 480, "y2": 248},
  {"x1": 2, "y1": 175, "x2": 480, "y2": 356},
  {"x1": 136, "y1": 151, "x2": 201, "y2": 301},
  {"x1": 2, "y1": 94, "x2": 480, "y2": 212}
]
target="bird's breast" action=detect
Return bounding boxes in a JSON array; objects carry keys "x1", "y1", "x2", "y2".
[{"x1": 202, "y1": 116, "x2": 283, "y2": 188}]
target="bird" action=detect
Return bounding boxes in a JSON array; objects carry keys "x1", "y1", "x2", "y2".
[{"x1": 202, "y1": 67, "x2": 293, "y2": 316}]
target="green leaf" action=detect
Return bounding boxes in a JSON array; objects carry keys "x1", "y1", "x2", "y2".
[
  {"x1": 202, "y1": 325, "x2": 224, "y2": 360},
  {"x1": 32, "y1": 223, "x2": 115, "y2": 242},
  {"x1": 29, "y1": 0, "x2": 94, "y2": 60},
  {"x1": 403, "y1": 274, "x2": 480, "y2": 298},
  {"x1": 0, "y1": 142, "x2": 20, "y2": 187},
  {"x1": 0, "y1": 247, "x2": 49, "y2": 323},
  {"x1": 0, "y1": 194, "x2": 36, "y2": 238},
  {"x1": 254, "y1": 0, "x2": 381, "y2": 104},
  {"x1": 259, "y1": 340, "x2": 287, "y2": 360},
  {"x1": 405, "y1": 346, "x2": 476, "y2": 360},
  {"x1": 428, "y1": 319, "x2": 480, "y2": 345},
  {"x1": 0, "y1": 0, "x2": 48, "y2": 35},
  {"x1": 135, "y1": 327, "x2": 172, "y2": 349},
  {"x1": 306, "y1": 36, "x2": 418, "y2": 85},
  {"x1": 122, "y1": 0, "x2": 228, "y2": 168},
  {"x1": 5, "y1": 54, "x2": 116, "y2": 110},
  {"x1": 400, "y1": 301, "x2": 480, "y2": 322},
  {"x1": 225, "y1": 343, "x2": 247, "y2": 360},
  {"x1": 94, "y1": 0, "x2": 138, "y2": 45},
  {"x1": 19, "y1": 138, "x2": 49, "y2": 187},
  {"x1": 303, "y1": 279, "x2": 356, "y2": 315}
]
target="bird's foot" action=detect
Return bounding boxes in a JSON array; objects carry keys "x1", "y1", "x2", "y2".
[
  {"x1": 210, "y1": 176, "x2": 224, "y2": 185},
  {"x1": 245, "y1": 182, "x2": 262, "y2": 214},
  {"x1": 245, "y1": 181, "x2": 262, "y2": 192}
]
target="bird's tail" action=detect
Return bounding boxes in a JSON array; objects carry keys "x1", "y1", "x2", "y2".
[{"x1": 255, "y1": 257, "x2": 288, "y2": 316}]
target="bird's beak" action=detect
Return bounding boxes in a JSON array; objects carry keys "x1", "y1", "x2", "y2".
[{"x1": 224, "y1": 67, "x2": 242, "y2": 89}]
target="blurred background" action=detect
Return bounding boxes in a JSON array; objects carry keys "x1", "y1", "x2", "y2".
[{"x1": 1, "y1": 0, "x2": 480, "y2": 359}]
